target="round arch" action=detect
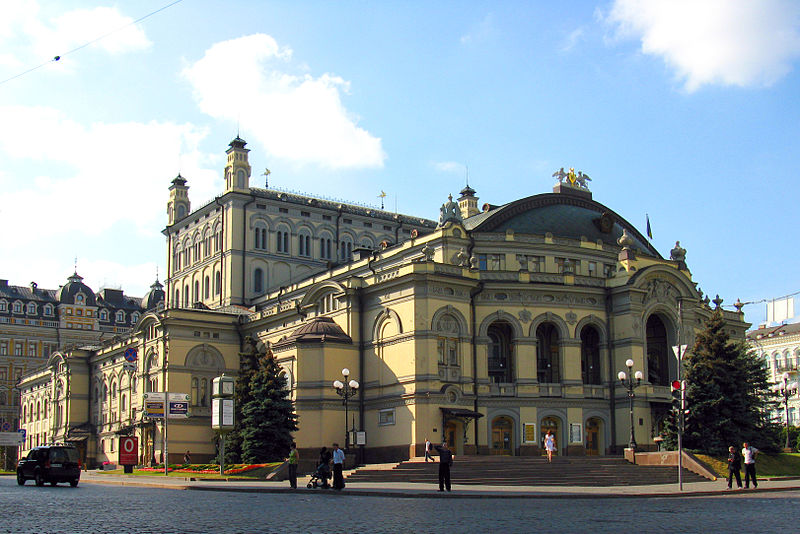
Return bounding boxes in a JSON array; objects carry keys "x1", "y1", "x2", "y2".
[
  {"x1": 529, "y1": 312, "x2": 571, "y2": 340},
  {"x1": 478, "y1": 310, "x2": 523, "y2": 338},
  {"x1": 184, "y1": 344, "x2": 226, "y2": 372},
  {"x1": 573, "y1": 314, "x2": 608, "y2": 344},
  {"x1": 372, "y1": 308, "x2": 404, "y2": 341},
  {"x1": 430, "y1": 305, "x2": 469, "y2": 335},
  {"x1": 486, "y1": 408, "x2": 520, "y2": 456}
]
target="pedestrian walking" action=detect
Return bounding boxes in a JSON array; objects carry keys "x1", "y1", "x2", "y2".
[
  {"x1": 318, "y1": 446, "x2": 332, "y2": 488},
  {"x1": 726, "y1": 445, "x2": 742, "y2": 489},
  {"x1": 742, "y1": 442, "x2": 759, "y2": 489},
  {"x1": 183, "y1": 450, "x2": 191, "y2": 464},
  {"x1": 424, "y1": 437, "x2": 433, "y2": 462},
  {"x1": 332, "y1": 443, "x2": 346, "y2": 490},
  {"x1": 544, "y1": 430, "x2": 556, "y2": 463},
  {"x1": 288, "y1": 442, "x2": 299, "y2": 489},
  {"x1": 434, "y1": 441, "x2": 454, "y2": 491}
]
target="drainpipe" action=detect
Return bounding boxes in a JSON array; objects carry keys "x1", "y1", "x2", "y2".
[
  {"x1": 605, "y1": 292, "x2": 617, "y2": 453},
  {"x1": 335, "y1": 206, "x2": 343, "y2": 263},
  {"x1": 356, "y1": 286, "x2": 366, "y2": 466},
  {"x1": 470, "y1": 281, "x2": 485, "y2": 453},
  {"x1": 166, "y1": 230, "x2": 172, "y2": 308},
  {"x1": 214, "y1": 196, "x2": 225, "y2": 308},
  {"x1": 241, "y1": 195, "x2": 257, "y2": 305}
]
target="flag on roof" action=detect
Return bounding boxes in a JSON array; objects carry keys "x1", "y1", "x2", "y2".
[{"x1": 646, "y1": 214, "x2": 652, "y2": 239}]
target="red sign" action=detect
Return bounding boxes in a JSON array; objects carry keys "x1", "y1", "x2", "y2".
[{"x1": 119, "y1": 436, "x2": 138, "y2": 465}]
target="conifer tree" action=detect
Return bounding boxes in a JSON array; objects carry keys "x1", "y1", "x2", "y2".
[
  {"x1": 240, "y1": 350, "x2": 299, "y2": 463},
  {"x1": 662, "y1": 310, "x2": 778, "y2": 454},
  {"x1": 222, "y1": 337, "x2": 261, "y2": 464}
]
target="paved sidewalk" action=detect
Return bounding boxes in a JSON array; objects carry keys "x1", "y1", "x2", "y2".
[{"x1": 78, "y1": 470, "x2": 800, "y2": 499}]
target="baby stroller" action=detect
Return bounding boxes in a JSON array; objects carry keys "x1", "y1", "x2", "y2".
[{"x1": 307, "y1": 463, "x2": 330, "y2": 489}]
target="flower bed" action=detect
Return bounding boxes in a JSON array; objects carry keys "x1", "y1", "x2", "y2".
[{"x1": 138, "y1": 463, "x2": 278, "y2": 475}]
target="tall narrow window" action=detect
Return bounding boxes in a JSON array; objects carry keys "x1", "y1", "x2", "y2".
[
  {"x1": 536, "y1": 323, "x2": 560, "y2": 383},
  {"x1": 646, "y1": 315, "x2": 669, "y2": 386},
  {"x1": 203, "y1": 276, "x2": 210, "y2": 299},
  {"x1": 488, "y1": 322, "x2": 514, "y2": 383},
  {"x1": 581, "y1": 326, "x2": 601, "y2": 385},
  {"x1": 215, "y1": 271, "x2": 221, "y2": 295},
  {"x1": 254, "y1": 268, "x2": 263, "y2": 293}
]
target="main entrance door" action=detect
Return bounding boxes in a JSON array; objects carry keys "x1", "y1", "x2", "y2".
[
  {"x1": 585, "y1": 418, "x2": 601, "y2": 456},
  {"x1": 491, "y1": 416, "x2": 514, "y2": 455},
  {"x1": 443, "y1": 421, "x2": 463, "y2": 455},
  {"x1": 540, "y1": 417, "x2": 559, "y2": 457}
]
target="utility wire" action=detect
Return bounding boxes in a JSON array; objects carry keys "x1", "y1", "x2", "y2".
[{"x1": 0, "y1": 0, "x2": 184, "y2": 87}]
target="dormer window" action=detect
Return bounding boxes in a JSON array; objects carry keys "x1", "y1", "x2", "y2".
[
  {"x1": 132, "y1": 312, "x2": 140, "y2": 324},
  {"x1": 116, "y1": 310, "x2": 125, "y2": 322},
  {"x1": 13, "y1": 301, "x2": 22, "y2": 313},
  {"x1": 0, "y1": 300, "x2": 6, "y2": 312},
  {"x1": 76, "y1": 294, "x2": 84, "y2": 304},
  {"x1": 99, "y1": 309, "x2": 108, "y2": 321},
  {"x1": 44, "y1": 304, "x2": 53, "y2": 316},
  {"x1": 27, "y1": 302, "x2": 36, "y2": 315}
]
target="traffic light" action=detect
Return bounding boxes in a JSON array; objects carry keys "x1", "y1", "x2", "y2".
[{"x1": 671, "y1": 380, "x2": 687, "y2": 432}]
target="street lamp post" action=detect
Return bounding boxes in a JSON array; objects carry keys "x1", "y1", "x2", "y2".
[
  {"x1": 780, "y1": 372, "x2": 798, "y2": 450},
  {"x1": 333, "y1": 368, "x2": 359, "y2": 453},
  {"x1": 618, "y1": 359, "x2": 643, "y2": 450}
]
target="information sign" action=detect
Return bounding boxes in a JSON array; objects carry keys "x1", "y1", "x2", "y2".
[
  {"x1": 144, "y1": 392, "x2": 166, "y2": 418},
  {"x1": 523, "y1": 423, "x2": 537, "y2": 443},
  {"x1": 119, "y1": 436, "x2": 138, "y2": 465},
  {"x1": 0, "y1": 432, "x2": 24, "y2": 446},
  {"x1": 212, "y1": 398, "x2": 234, "y2": 429}
]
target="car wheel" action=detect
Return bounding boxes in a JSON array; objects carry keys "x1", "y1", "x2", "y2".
[
  {"x1": 70, "y1": 479, "x2": 79, "y2": 487},
  {"x1": 34, "y1": 471, "x2": 44, "y2": 487},
  {"x1": 16, "y1": 471, "x2": 25, "y2": 486}
]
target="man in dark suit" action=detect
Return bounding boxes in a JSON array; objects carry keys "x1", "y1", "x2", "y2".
[{"x1": 434, "y1": 441, "x2": 454, "y2": 491}]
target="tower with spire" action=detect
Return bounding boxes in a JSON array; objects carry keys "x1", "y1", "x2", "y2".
[
  {"x1": 224, "y1": 136, "x2": 252, "y2": 193},
  {"x1": 457, "y1": 183, "x2": 479, "y2": 219},
  {"x1": 167, "y1": 173, "x2": 190, "y2": 226}
]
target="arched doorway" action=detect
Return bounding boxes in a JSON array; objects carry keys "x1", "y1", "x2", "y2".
[
  {"x1": 540, "y1": 416, "x2": 560, "y2": 457},
  {"x1": 491, "y1": 416, "x2": 514, "y2": 455},
  {"x1": 585, "y1": 417, "x2": 602, "y2": 456},
  {"x1": 536, "y1": 323, "x2": 560, "y2": 383},
  {"x1": 487, "y1": 322, "x2": 514, "y2": 383},
  {"x1": 646, "y1": 315, "x2": 670, "y2": 386}
]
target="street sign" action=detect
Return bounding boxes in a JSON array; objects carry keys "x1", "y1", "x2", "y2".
[
  {"x1": 0, "y1": 432, "x2": 23, "y2": 446},
  {"x1": 144, "y1": 392, "x2": 165, "y2": 418},
  {"x1": 0, "y1": 422, "x2": 9, "y2": 431},
  {"x1": 119, "y1": 436, "x2": 138, "y2": 465},
  {"x1": 122, "y1": 361, "x2": 136, "y2": 372},
  {"x1": 672, "y1": 344, "x2": 688, "y2": 361},
  {"x1": 18, "y1": 428, "x2": 26, "y2": 439},
  {"x1": 124, "y1": 348, "x2": 138, "y2": 362}
]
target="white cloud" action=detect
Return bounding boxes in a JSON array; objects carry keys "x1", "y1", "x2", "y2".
[
  {"x1": 0, "y1": 105, "x2": 215, "y2": 243},
  {"x1": 561, "y1": 28, "x2": 585, "y2": 52},
  {"x1": 0, "y1": 1, "x2": 150, "y2": 70},
  {"x1": 434, "y1": 161, "x2": 466, "y2": 174},
  {"x1": 182, "y1": 34, "x2": 385, "y2": 169},
  {"x1": 461, "y1": 13, "x2": 496, "y2": 45},
  {"x1": 605, "y1": 0, "x2": 800, "y2": 91}
]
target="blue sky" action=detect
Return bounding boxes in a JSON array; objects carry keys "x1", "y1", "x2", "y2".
[{"x1": 1, "y1": 0, "x2": 798, "y2": 328}]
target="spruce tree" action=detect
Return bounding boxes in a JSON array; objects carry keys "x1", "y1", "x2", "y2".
[
  {"x1": 663, "y1": 310, "x2": 778, "y2": 454},
  {"x1": 240, "y1": 350, "x2": 299, "y2": 463},
  {"x1": 223, "y1": 337, "x2": 261, "y2": 464}
]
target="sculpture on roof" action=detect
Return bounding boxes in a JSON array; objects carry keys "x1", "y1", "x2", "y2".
[
  {"x1": 438, "y1": 194, "x2": 462, "y2": 227},
  {"x1": 553, "y1": 167, "x2": 591, "y2": 190}
]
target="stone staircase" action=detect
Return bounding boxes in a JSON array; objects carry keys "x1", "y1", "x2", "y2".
[{"x1": 345, "y1": 455, "x2": 708, "y2": 487}]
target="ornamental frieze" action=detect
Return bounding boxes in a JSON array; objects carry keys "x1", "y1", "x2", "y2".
[{"x1": 644, "y1": 278, "x2": 679, "y2": 305}]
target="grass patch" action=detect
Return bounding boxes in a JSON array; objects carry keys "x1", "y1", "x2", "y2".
[
  {"x1": 694, "y1": 453, "x2": 800, "y2": 478},
  {"x1": 95, "y1": 463, "x2": 281, "y2": 480}
]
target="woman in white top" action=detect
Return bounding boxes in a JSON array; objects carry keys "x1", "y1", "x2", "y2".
[{"x1": 544, "y1": 430, "x2": 556, "y2": 463}]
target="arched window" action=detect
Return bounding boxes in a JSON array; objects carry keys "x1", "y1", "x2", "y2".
[
  {"x1": 316, "y1": 292, "x2": 339, "y2": 315},
  {"x1": 44, "y1": 304, "x2": 53, "y2": 316},
  {"x1": 298, "y1": 232, "x2": 311, "y2": 257},
  {"x1": 339, "y1": 237, "x2": 353, "y2": 262},
  {"x1": 646, "y1": 315, "x2": 669, "y2": 386},
  {"x1": 203, "y1": 276, "x2": 210, "y2": 299},
  {"x1": 27, "y1": 302, "x2": 36, "y2": 314},
  {"x1": 132, "y1": 312, "x2": 140, "y2": 324},
  {"x1": 254, "y1": 268, "x2": 264, "y2": 293},
  {"x1": 277, "y1": 228, "x2": 289, "y2": 253},
  {"x1": 215, "y1": 271, "x2": 221, "y2": 295},
  {"x1": 200, "y1": 378, "x2": 208, "y2": 406},
  {"x1": 121, "y1": 394, "x2": 127, "y2": 413},
  {"x1": 536, "y1": 323, "x2": 560, "y2": 383},
  {"x1": 174, "y1": 289, "x2": 180, "y2": 308},
  {"x1": 193, "y1": 281, "x2": 200, "y2": 303},
  {"x1": 580, "y1": 326, "x2": 602, "y2": 384},
  {"x1": 488, "y1": 322, "x2": 514, "y2": 383},
  {"x1": 237, "y1": 169, "x2": 246, "y2": 188},
  {"x1": 111, "y1": 382, "x2": 117, "y2": 399},
  {"x1": 183, "y1": 284, "x2": 189, "y2": 307},
  {"x1": 320, "y1": 234, "x2": 333, "y2": 260},
  {"x1": 436, "y1": 314, "x2": 460, "y2": 366}
]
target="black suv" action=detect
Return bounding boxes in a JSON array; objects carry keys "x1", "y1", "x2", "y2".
[{"x1": 17, "y1": 445, "x2": 81, "y2": 487}]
